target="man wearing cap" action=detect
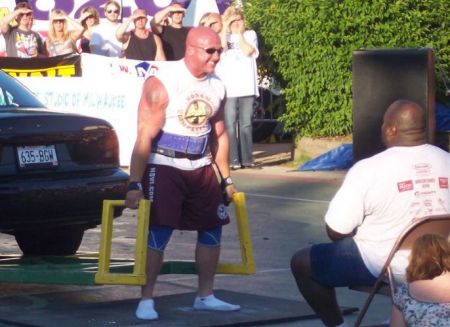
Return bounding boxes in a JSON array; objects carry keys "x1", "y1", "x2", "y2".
[
  {"x1": 116, "y1": 8, "x2": 165, "y2": 61},
  {"x1": 150, "y1": 2, "x2": 190, "y2": 60},
  {"x1": 0, "y1": 2, "x2": 45, "y2": 57}
]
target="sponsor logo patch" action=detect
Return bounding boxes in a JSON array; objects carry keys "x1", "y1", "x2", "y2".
[
  {"x1": 217, "y1": 204, "x2": 228, "y2": 220},
  {"x1": 439, "y1": 177, "x2": 449, "y2": 189},
  {"x1": 397, "y1": 180, "x2": 413, "y2": 192}
]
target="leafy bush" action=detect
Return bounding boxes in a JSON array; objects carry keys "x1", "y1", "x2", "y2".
[{"x1": 244, "y1": 0, "x2": 450, "y2": 137}]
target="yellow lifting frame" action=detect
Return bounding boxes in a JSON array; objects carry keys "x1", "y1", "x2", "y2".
[{"x1": 94, "y1": 192, "x2": 255, "y2": 286}]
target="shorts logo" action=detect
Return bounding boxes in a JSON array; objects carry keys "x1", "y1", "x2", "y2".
[{"x1": 217, "y1": 204, "x2": 228, "y2": 220}]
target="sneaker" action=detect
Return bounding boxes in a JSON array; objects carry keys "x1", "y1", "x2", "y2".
[
  {"x1": 193, "y1": 294, "x2": 241, "y2": 311},
  {"x1": 230, "y1": 164, "x2": 242, "y2": 170},
  {"x1": 135, "y1": 298, "x2": 158, "y2": 320}
]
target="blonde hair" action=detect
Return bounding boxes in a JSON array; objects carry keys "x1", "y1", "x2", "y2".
[
  {"x1": 48, "y1": 9, "x2": 69, "y2": 42},
  {"x1": 406, "y1": 234, "x2": 450, "y2": 282},
  {"x1": 222, "y1": 6, "x2": 245, "y2": 32},
  {"x1": 81, "y1": 6, "x2": 100, "y2": 28}
]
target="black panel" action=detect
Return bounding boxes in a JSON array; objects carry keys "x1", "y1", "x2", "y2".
[{"x1": 352, "y1": 48, "x2": 435, "y2": 163}]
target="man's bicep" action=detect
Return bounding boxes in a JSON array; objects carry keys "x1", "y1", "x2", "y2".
[{"x1": 137, "y1": 77, "x2": 168, "y2": 139}]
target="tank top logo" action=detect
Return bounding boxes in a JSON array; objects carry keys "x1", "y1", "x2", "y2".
[{"x1": 178, "y1": 92, "x2": 215, "y2": 133}]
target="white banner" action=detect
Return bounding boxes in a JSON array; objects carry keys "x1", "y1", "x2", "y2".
[
  {"x1": 20, "y1": 75, "x2": 142, "y2": 166},
  {"x1": 18, "y1": 54, "x2": 180, "y2": 166}
]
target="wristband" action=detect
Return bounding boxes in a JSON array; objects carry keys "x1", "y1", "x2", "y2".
[
  {"x1": 222, "y1": 176, "x2": 233, "y2": 187},
  {"x1": 127, "y1": 181, "x2": 143, "y2": 192}
]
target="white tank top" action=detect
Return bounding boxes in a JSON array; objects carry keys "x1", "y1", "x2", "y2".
[{"x1": 148, "y1": 60, "x2": 225, "y2": 170}]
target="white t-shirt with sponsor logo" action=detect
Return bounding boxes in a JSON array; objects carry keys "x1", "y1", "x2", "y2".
[
  {"x1": 148, "y1": 60, "x2": 225, "y2": 170},
  {"x1": 325, "y1": 144, "x2": 450, "y2": 281}
]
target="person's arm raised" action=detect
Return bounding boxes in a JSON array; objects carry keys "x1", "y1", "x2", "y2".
[{"x1": 1, "y1": 7, "x2": 30, "y2": 34}]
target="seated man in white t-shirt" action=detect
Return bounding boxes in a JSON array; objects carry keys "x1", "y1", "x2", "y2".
[{"x1": 290, "y1": 99, "x2": 450, "y2": 327}]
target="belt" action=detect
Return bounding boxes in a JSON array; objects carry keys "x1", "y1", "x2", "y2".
[
  {"x1": 152, "y1": 147, "x2": 204, "y2": 160},
  {"x1": 152, "y1": 131, "x2": 208, "y2": 155}
]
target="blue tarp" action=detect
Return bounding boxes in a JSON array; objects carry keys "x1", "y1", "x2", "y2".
[
  {"x1": 299, "y1": 144, "x2": 353, "y2": 171},
  {"x1": 299, "y1": 102, "x2": 450, "y2": 171}
]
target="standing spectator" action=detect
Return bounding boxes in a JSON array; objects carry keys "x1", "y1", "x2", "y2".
[
  {"x1": 290, "y1": 100, "x2": 450, "y2": 327},
  {"x1": 150, "y1": 3, "x2": 190, "y2": 60},
  {"x1": 125, "y1": 27, "x2": 240, "y2": 320},
  {"x1": 215, "y1": 6, "x2": 259, "y2": 169},
  {"x1": 390, "y1": 233, "x2": 450, "y2": 327},
  {"x1": 45, "y1": 9, "x2": 84, "y2": 57},
  {"x1": 0, "y1": 2, "x2": 45, "y2": 58},
  {"x1": 198, "y1": 12, "x2": 223, "y2": 33},
  {"x1": 90, "y1": 0, "x2": 123, "y2": 57},
  {"x1": 78, "y1": 6, "x2": 100, "y2": 53},
  {"x1": 116, "y1": 8, "x2": 165, "y2": 61}
]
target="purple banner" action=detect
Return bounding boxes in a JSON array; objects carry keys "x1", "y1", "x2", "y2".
[{"x1": 26, "y1": 0, "x2": 229, "y2": 21}]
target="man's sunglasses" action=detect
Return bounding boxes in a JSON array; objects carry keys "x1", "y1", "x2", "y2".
[
  {"x1": 192, "y1": 46, "x2": 223, "y2": 55},
  {"x1": 106, "y1": 9, "x2": 119, "y2": 14}
]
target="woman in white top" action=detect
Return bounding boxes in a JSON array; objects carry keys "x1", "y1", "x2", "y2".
[
  {"x1": 78, "y1": 6, "x2": 100, "y2": 53},
  {"x1": 390, "y1": 233, "x2": 450, "y2": 327},
  {"x1": 215, "y1": 6, "x2": 259, "y2": 169},
  {"x1": 45, "y1": 9, "x2": 83, "y2": 57}
]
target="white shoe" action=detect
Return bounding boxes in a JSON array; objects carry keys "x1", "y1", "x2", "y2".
[
  {"x1": 193, "y1": 294, "x2": 241, "y2": 311},
  {"x1": 135, "y1": 298, "x2": 159, "y2": 320}
]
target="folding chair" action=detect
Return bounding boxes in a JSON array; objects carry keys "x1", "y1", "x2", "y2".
[{"x1": 352, "y1": 214, "x2": 450, "y2": 327}]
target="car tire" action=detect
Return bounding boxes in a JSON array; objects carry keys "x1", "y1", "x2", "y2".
[{"x1": 15, "y1": 226, "x2": 85, "y2": 256}]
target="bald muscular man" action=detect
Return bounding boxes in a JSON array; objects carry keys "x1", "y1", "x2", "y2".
[{"x1": 125, "y1": 26, "x2": 240, "y2": 320}]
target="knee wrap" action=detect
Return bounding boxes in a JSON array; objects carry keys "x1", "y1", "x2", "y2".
[{"x1": 197, "y1": 226, "x2": 222, "y2": 247}]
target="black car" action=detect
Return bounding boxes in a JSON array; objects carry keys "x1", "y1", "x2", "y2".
[{"x1": 0, "y1": 70, "x2": 129, "y2": 256}]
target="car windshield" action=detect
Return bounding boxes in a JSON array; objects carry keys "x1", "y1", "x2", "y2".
[{"x1": 0, "y1": 70, "x2": 45, "y2": 109}]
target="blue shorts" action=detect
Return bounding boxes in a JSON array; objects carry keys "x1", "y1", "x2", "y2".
[{"x1": 310, "y1": 237, "x2": 377, "y2": 288}]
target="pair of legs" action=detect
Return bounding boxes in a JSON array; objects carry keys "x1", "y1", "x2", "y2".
[
  {"x1": 137, "y1": 164, "x2": 239, "y2": 319},
  {"x1": 142, "y1": 226, "x2": 222, "y2": 299},
  {"x1": 224, "y1": 96, "x2": 255, "y2": 167},
  {"x1": 290, "y1": 238, "x2": 377, "y2": 327},
  {"x1": 136, "y1": 225, "x2": 240, "y2": 320}
]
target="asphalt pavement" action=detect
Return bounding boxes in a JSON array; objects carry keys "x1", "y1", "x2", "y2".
[{"x1": 0, "y1": 142, "x2": 391, "y2": 327}]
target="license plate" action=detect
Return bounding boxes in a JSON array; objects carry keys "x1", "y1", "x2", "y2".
[{"x1": 17, "y1": 145, "x2": 58, "y2": 168}]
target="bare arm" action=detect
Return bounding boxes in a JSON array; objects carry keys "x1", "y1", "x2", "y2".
[
  {"x1": 150, "y1": 5, "x2": 185, "y2": 34},
  {"x1": 125, "y1": 77, "x2": 168, "y2": 209},
  {"x1": 1, "y1": 7, "x2": 30, "y2": 34},
  {"x1": 235, "y1": 21, "x2": 255, "y2": 57},
  {"x1": 153, "y1": 34, "x2": 166, "y2": 61},
  {"x1": 66, "y1": 15, "x2": 84, "y2": 41},
  {"x1": 116, "y1": 14, "x2": 136, "y2": 43},
  {"x1": 389, "y1": 305, "x2": 406, "y2": 327},
  {"x1": 209, "y1": 98, "x2": 236, "y2": 199},
  {"x1": 326, "y1": 224, "x2": 355, "y2": 241}
]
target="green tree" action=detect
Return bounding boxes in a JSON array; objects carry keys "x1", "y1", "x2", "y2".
[{"x1": 244, "y1": 0, "x2": 450, "y2": 137}]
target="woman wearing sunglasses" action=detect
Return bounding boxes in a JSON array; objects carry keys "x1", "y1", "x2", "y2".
[
  {"x1": 90, "y1": 0, "x2": 123, "y2": 57},
  {"x1": 45, "y1": 9, "x2": 84, "y2": 57},
  {"x1": 78, "y1": 6, "x2": 100, "y2": 53},
  {"x1": 215, "y1": 6, "x2": 259, "y2": 170}
]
